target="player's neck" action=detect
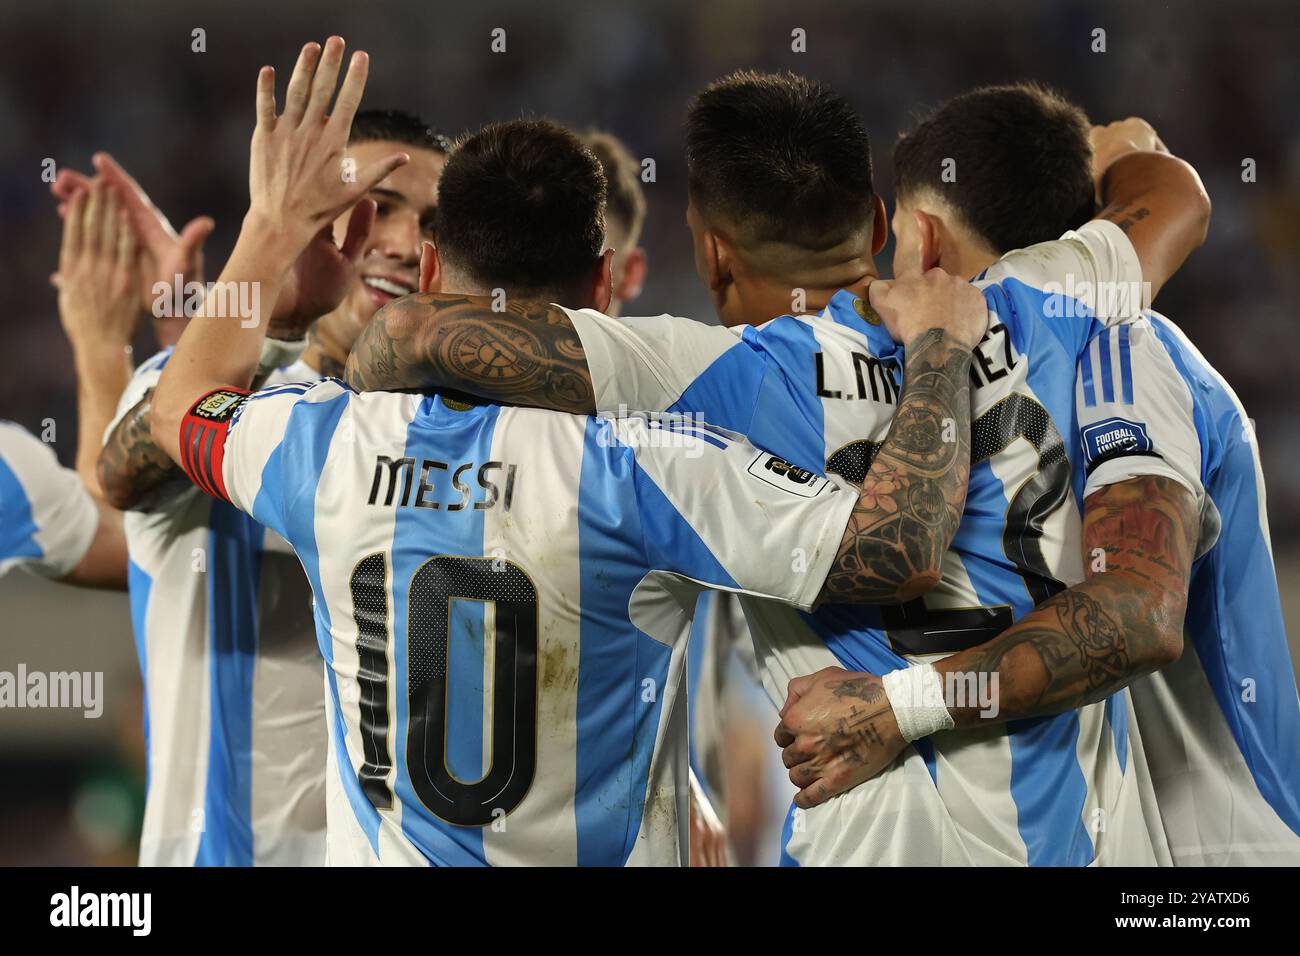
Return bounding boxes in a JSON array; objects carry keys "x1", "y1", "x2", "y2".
[{"x1": 301, "y1": 336, "x2": 348, "y2": 380}]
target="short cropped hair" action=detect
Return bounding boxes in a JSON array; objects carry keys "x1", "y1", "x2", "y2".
[
  {"x1": 434, "y1": 119, "x2": 606, "y2": 301},
  {"x1": 893, "y1": 83, "x2": 1096, "y2": 253}
]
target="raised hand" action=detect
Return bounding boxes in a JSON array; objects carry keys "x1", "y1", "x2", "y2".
[
  {"x1": 51, "y1": 154, "x2": 215, "y2": 328},
  {"x1": 53, "y1": 180, "x2": 141, "y2": 354},
  {"x1": 248, "y1": 37, "x2": 407, "y2": 251},
  {"x1": 52, "y1": 179, "x2": 142, "y2": 495},
  {"x1": 248, "y1": 37, "x2": 405, "y2": 335}
]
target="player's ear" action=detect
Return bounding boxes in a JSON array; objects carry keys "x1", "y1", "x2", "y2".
[
  {"x1": 588, "y1": 248, "x2": 615, "y2": 313},
  {"x1": 702, "y1": 228, "x2": 733, "y2": 293},
  {"x1": 615, "y1": 247, "x2": 647, "y2": 305},
  {"x1": 419, "y1": 241, "x2": 442, "y2": 294},
  {"x1": 914, "y1": 210, "x2": 943, "y2": 273},
  {"x1": 870, "y1": 193, "x2": 889, "y2": 256}
]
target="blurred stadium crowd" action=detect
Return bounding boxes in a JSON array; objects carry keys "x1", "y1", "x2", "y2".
[{"x1": 0, "y1": 0, "x2": 1296, "y2": 863}]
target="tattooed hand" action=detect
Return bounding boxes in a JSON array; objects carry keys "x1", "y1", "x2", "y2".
[
  {"x1": 774, "y1": 667, "x2": 907, "y2": 809},
  {"x1": 871, "y1": 266, "x2": 989, "y2": 351}
]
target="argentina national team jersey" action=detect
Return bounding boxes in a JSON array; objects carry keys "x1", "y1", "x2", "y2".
[
  {"x1": 110, "y1": 350, "x2": 327, "y2": 867},
  {"x1": 179, "y1": 381, "x2": 860, "y2": 866},
  {"x1": 564, "y1": 220, "x2": 1171, "y2": 865},
  {"x1": 0, "y1": 421, "x2": 97, "y2": 579},
  {"x1": 1074, "y1": 311, "x2": 1300, "y2": 864}
]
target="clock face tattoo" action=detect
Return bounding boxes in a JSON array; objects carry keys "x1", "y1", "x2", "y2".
[{"x1": 448, "y1": 323, "x2": 544, "y2": 384}]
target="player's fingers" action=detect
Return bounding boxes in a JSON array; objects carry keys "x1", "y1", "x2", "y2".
[
  {"x1": 784, "y1": 671, "x2": 821, "y2": 708},
  {"x1": 783, "y1": 742, "x2": 817, "y2": 771},
  {"x1": 282, "y1": 41, "x2": 322, "y2": 125},
  {"x1": 255, "y1": 65, "x2": 277, "y2": 129},
  {"x1": 116, "y1": 205, "x2": 137, "y2": 274},
  {"x1": 867, "y1": 277, "x2": 894, "y2": 313},
  {"x1": 100, "y1": 187, "x2": 120, "y2": 252},
  {"x1": 83, "y1": 181, "x2": 105, "y2": 255},
  {"x1": 793, "y1": 777, "x2": 833, "y2": 810},
  {"x1": 329, "y1": 49, "x2": 370, "y2": 135},
  {"x1": 340, "y1": 199, "x2": 376, "y2": 262},
  {"x1": 353, "y1": 151, "x2": 409, "y2": 197},
  {"x1": 94, "y1": 152, "x2": 175, "y2": 244},
  {"x1": 178, "y1": 216, "x2": 216, "y2": 257},
  {"x1": 61, "y1": 188, "x2": 86, "y2": 271},
  {"x1": 304, "y1": 36, "x2": 345, "y2": 125},
  {"x1": 774, "y1": 719, "x2": 795, "y2": 748},
  {"x1": 51, "y1": 168, "x2": 92, "y2": 200}
]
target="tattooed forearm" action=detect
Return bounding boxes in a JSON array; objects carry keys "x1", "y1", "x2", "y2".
[
  {"x1": 344, "y1": 293, "x2": 596, "y2": 414},
  {"x1": 818, "y1": 329, "x2": 973, "y2": 605},
  {"x1": 97, "y1": 389, "x2": 192, "y2": 512},
  {"x1": 936, "y1": 475, "x2": 1199, "y2": 726}
]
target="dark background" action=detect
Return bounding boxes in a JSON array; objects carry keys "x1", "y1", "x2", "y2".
[{"x1": 0, "y1": 0, "x2": 1296, "y2": 863}]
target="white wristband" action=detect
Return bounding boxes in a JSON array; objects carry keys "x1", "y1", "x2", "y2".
[
  {"x1": 256, "y1": 336, "x2": 308, "y2": 379},
  {"x1": 882, "y1": 663, "x2": 955, "y2": 742}
]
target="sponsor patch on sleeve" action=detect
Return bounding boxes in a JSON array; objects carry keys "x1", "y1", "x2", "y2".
[
  {"x1": 1081, "y1": 416, "x2": 1155, "y2": 468},
  {"x1": 746, "y1": 452, "x2": 830, "y2": 498}
]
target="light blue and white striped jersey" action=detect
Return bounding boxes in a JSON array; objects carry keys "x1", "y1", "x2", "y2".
[
  {"x1": 565, "y1": 220, "x2": 1168, "y2": 865},
  {"x1": 110, "y1": 350, "x2": 326, "y2": 867},
  {"x1": 186, "y1": 381, "x2": 859, "y2": 866},
  {"x1": 0, "y1": 421, "x2": 97, "y2": 580},
  {"x1": 1074, "y1": 312, "x2": 1300, "y2": 864}
]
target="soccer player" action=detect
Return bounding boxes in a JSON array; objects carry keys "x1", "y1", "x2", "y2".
[
  {"x1": 0, "y1": 424, "x2": 124, "y2": 587},
  {"x1": 147, "y1": 38, "x2": 989, "y2": 865},
  {"x1": 57, "y1": 110, "x2": 446, "y2": 865},
  {"x1": 581, "y1": 130, "x2": 647, "y2": 315},
  {"x1": 2, "y1": 179, "x2": 137, "y2": 589},
  {"x1": 342, "y1": 76, "x2": 1212, "y2": 865},
  {"x1": 779, "y1": 101, "x2": 1298, "y2": 865},
  {"x1": 1067, "y1": 315, "x2": 1300, "y2": 863}
]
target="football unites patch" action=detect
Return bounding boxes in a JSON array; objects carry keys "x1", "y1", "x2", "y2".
[{"x1": 1081, "y1": 416, "x2": 1153, "y2": 466}]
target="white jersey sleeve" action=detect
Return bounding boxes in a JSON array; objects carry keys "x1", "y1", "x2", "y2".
[
  {"x1": 0, "y1": 422, "x2": 97, "y2": 578},
  {"x1": 988, "y1": 219, "x2": 1145, "y2": 323},
  {"x1": 1075, "y1": 318, "x2": 1204, "y2": 505},
  {"x1": 561, "y1": 308, "x2": 742, "y2": 414},
  {"x1": 614, "y1": 417, "x2": 858, "y2": 611}
]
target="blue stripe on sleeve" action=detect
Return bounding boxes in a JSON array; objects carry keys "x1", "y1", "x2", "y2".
[
  {"x1": 1098, "y1": 327, "x2": 1115, "y2": 403},
  {"x1": 1118, "y1": 324, "x2": 1134, "y2": 404}
]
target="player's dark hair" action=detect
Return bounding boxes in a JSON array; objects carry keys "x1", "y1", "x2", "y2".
[
  {"x1": 583, "y1": 130, "x2": 646, "y2": 246},
  {"x1": 434, "y1": 119, "x2": 606, "y2": 302},
  {"x1": 893, "y1": 83, "x2": 1096, "y2": 253},
  {"x1": 350, "y1": 108, "x2": 452, "y2": 154},
  {"x1": 685, "y1": 70, "x2": 876, "y2": 249}
]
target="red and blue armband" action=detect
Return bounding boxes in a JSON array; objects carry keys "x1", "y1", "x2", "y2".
[{"x1": 178, "y1": 387, "x2": 251, "y2": 501}]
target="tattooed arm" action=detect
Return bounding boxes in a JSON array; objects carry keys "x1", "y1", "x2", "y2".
[
  {"x1": 776, "y1": 475, "x2": 1198, "y2": 808},
  {"x1": 1091, "y1": 118, "x2": 1211, "y2": 302},
  {"x1": 933, "y1": 474, "x2": 1197, "y2": 724},
  {"x1": 98, "y1": 389, "x2": 193, "y2": 512},
  {"x1": 815, "y1": 324, "x2": 974, "y2": 604},
  {"x1": 811, "y1": 268, "x2": 985, "y2": 604},
  {"x1": 344, "y1": 293, "x2": 594, "y2": 413}
]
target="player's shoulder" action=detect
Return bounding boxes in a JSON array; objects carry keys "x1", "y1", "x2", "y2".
[
  {"x1": 754, "y1": 289, "x2": 902, "y2": 362},
  {"x1": 0, "y1": 420, "x2": 57, "y2": 471},
  {"x1": 979, "y1": 219, "x2": 1143, "y2": 328}
]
